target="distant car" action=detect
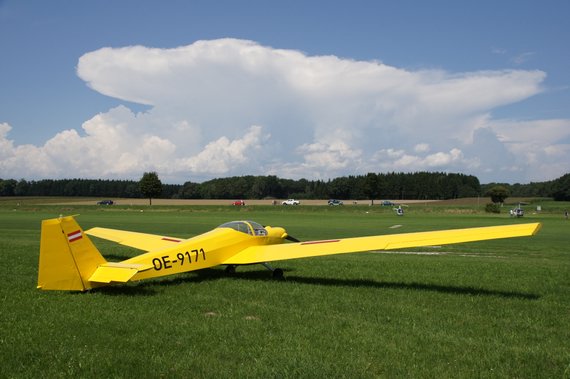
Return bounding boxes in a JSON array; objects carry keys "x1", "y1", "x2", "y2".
[
  {"x1": 328, "y1": 199, "x2": 343, "y2": 206},
  {"x1": 381, "y1": 200, "x2": 395, "y2": 206},
  {"x1": 282, "y1": 199, "x2": 300, "y2": 205},
  {"x1": 97, "y1": 200, "x2": 114, "y2": 205},
  {"x1": 232, "y1": 200, "x2": 246, "y2": 206}
]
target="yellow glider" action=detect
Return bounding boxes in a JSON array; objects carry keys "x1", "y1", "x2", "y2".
[{"x1": 37, "y1": 215, "x2": 541, "y2": 291}]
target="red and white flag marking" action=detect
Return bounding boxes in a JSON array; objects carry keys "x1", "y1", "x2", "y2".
[{"x1": 67, "y1": 230, "x2": 83, "y2": 243}]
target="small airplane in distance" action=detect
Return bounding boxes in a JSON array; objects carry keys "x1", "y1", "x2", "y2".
[{"x1": 37, "y1": 215, "x2": 541, "y2": 291}]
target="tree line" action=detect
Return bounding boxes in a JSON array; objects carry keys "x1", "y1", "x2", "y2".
[
  {"x1": 0, "y1": 172, "x2": 568, "y2": 201},
  {"x1": 481, "y1": 173, "x2": 570, "y2": 201},
  {"x1": 179, "y1": 172, "x2": 481, "y2": 200},
  {"x1": 0, "y1": 178, "x2": 179, "y2": 199}
]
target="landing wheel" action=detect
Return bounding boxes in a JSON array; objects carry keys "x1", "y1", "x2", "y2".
[
  {"x1": 272, "y1": 268, "x2": 284, "y2": 280},
  {"x1": 225, "y1": 265, "x2": 237, "y2": 275}
]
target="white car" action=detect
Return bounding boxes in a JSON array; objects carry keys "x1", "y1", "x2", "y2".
[{"x1": 282, "y1": 199, "x2": 300, "y2": 205}]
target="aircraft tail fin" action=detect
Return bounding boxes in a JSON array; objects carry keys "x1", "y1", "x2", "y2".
[{"x1": 38, "y1": 215, "x2": 107, "y2": 291}]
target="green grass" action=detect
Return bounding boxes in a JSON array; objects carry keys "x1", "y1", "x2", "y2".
[{"x1": 0, "y1": 202, "x2": 569, "y2": 378}]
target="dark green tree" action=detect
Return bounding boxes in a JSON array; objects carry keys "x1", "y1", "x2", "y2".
[
  {"x1": 552, "y1": 173, "x2": 570, "y2": 201},
  {"x1": 363, "y1": 173, "x2": 380, "y2": 205},
  {"x1": 0, "y1": 179, "x2": 17, "y2": 196},
  {"x1": 139, "y1": 172, "x2": 162, "y2": 205},
  {"x1": 179, "y1": 181, "x2": 201, "y2": 199},
  {"x1": 486, "y1": 185, "x2": 509, "y2": 204}
]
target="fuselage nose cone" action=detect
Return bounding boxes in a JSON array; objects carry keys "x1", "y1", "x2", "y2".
[{"x1": 266, "y1": 226, "x2": 287, "y2": 239}]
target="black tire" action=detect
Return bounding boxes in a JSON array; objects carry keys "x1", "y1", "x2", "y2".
[{"x1": 272, "y1": 268, "x2": 284, "y2": 280}]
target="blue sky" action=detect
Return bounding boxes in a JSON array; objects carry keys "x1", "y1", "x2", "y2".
[{"x1": 1, "y1": 0, "x2": 569, "y2": 184}]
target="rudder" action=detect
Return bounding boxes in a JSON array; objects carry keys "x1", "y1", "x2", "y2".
[{"x1": 38, "y1": 216, "x2": 107, "y2": 291}]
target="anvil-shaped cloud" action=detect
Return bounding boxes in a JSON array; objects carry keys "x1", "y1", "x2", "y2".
[{"x1": 1, "y1": 39, "x2": 568, "y2": 183}]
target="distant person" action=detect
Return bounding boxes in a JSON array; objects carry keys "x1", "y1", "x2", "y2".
[{"x1": 565, "y1": 210, "x2": 568, "y2": 220}]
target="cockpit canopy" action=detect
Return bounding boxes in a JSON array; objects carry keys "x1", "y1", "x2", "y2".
[{"x1": 217, "y1": 221, "x2": 268, "y2": 236}]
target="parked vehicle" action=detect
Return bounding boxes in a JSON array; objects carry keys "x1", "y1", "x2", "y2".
[
  {"x1": 328, "y1": 199, "x2": 343, "y2": 206},
  {"x1": 282, "y1": 199, "x2": 300, "y2": 205},
  {"x1": 97, "y1": 200, "x2": 114, "y2": 205},
  {"x1": 231, "y1": 200, "x2": 246, "y2": 206}
]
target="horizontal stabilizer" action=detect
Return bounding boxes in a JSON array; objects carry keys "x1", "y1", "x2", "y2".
[{"x1": 88, "y1": 262, "x2": 154, "y2": 283}]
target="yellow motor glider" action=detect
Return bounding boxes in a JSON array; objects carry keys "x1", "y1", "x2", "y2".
[{"x1": 37, "y1": 215, "x2": 541, "y2": 291}]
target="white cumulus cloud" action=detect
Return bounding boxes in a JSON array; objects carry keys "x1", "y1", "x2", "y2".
[
  {"x1": 2, "y1": 38, "x2": 568, "y2": 183},
  {"x1": 175, "y1": 125, "x2": 267, "y2": 174}
]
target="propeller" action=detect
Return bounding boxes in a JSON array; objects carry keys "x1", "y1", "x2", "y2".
[{"x1": 285, "y1": 234, "x2": 301, "y2": 243}]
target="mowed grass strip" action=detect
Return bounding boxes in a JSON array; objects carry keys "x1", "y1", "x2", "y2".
[{"x1": 0, "y1": 204, "x2": 568, "y2": 378}]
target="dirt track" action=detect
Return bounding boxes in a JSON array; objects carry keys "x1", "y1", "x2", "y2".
[{"x1": 59, "y1": 198, "x2": 444, "y2": 206}]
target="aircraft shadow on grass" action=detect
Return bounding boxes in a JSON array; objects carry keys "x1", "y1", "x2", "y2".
[{"x1": 94, "y1": 267, "x2": 540, "y2": 300}]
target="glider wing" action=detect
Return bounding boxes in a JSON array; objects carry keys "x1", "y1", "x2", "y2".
[
  {"x1": 223, "y1": 223, "x2": 541, "y2": 265},
  {"x1": 86, "y1": 227, "x2": 183, "y2": 251}
]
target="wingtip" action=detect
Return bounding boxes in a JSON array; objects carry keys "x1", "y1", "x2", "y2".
[{"x1": 532, "y1": 222, "x2": 542, "y2": 235}]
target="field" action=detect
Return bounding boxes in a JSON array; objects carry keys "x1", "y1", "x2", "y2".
[{"x1": 0, "y1": 198, "x2": 569, "y2": 378}]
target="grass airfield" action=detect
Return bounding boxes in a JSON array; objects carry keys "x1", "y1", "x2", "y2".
[{"x1": 0, "y1": 199, "x2": 569, "y2": 378}]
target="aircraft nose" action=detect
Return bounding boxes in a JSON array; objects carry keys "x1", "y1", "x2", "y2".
[
  {"x1": 266, "y1": 226, "x2": 301, "y2": 242},
  {"x1": 266, "y1": 226, "x2": 287, "y2": 238}
]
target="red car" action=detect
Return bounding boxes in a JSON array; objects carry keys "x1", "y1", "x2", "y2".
[{"x1": 231, "y1": 200, "x2": 246, "y2": 206}]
